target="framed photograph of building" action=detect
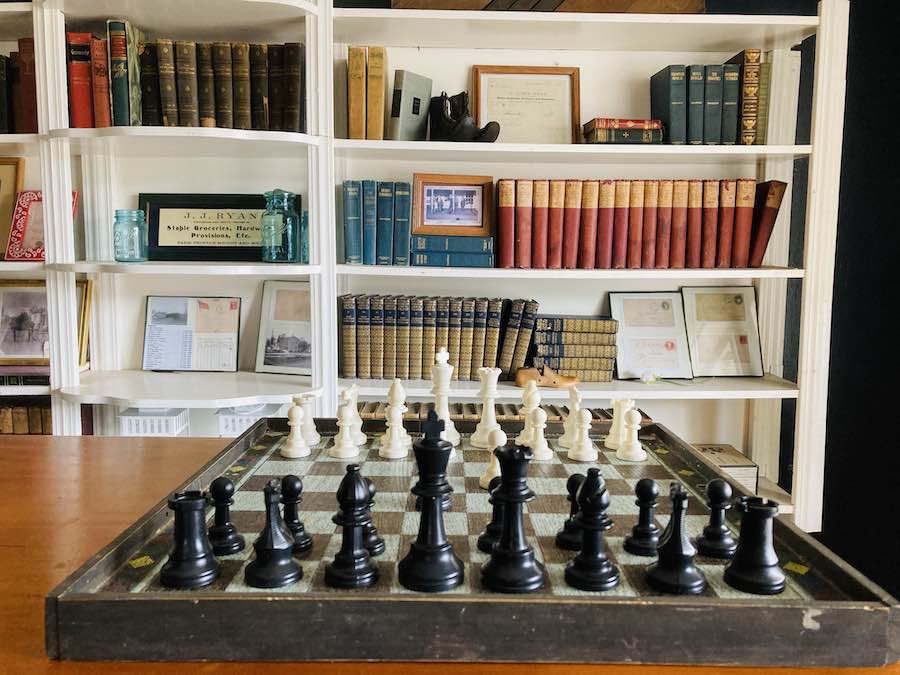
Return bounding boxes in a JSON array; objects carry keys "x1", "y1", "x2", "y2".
[
  {"x1": 255, "y1": 281, "x2": 312, "y2": 376},
  {"x1": 412, "y1": 173, "x2": 493, "y2": 237}
]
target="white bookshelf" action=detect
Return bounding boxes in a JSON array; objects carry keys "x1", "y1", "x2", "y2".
[{"x1": 6, "y1": 1, "x2": 849, "y2": 531}]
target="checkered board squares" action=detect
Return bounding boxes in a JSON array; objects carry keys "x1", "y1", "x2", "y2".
[{"x1": 101, "y1": 429, "x2": 817, "y2": 602}]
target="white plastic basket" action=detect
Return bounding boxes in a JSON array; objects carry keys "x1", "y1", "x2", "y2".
[
  {"x1": 117, "y1": 408, "x2": 190, "y2": 437},
  {"x1": 215, "y1": 403, "x2": 282, "y2": 437}
]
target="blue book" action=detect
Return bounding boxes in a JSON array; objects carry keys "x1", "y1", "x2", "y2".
[
  {"x1": 361, "y1": 179, "x2": 377, "y2": 265},
  {"x1": 703, "y1": 65, "x2": 723, "y2": 145},
  {"x1": 410, "y1": 251, "x2": 494, "y2": 268},
  {"x1": 650, "y1": 65, "x2": 686, "y2": 144},
  {"x1": 721, "y1": 63, "x2": 741, "y2": 145},
  {"x1": 375, "y1": 182, "x2": 394, "y2": 265},
  {"x1": 342, "y1": 181, "x2": 362, "y2": 264},
  {"x1": 392, "y1": 181, "x2": 411, "y2": 266},
  {"x1": 687, "y1": 64, "x2": 705, "y2": 145},
  {"x1": 411, "y1": 235, "x2": 493, "y2": 254}
]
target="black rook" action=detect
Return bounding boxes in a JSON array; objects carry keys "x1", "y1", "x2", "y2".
[{"x1": 161, "y1": 490, "x2": 220, "y2": 590}]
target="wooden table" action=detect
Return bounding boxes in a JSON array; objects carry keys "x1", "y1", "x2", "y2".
[{"x1": 1, "y1": 435, "x2": 896, "y2": 675}]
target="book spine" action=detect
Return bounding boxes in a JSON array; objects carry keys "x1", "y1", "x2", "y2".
[
  {"x1": 8, "y1": 53, "x2": 21, "y2": 133},
  {"x1": 484, "y1": 298, "x2": 503, "y2": 368},
  {"x1": 249, "y1": 44, "x2": 269, "y2": 130},
  {"x1": 0, "y1": 57, "x2": 7, "y2": 134},
  {"x1": 392, "y1": 181, "x2": 411, "y2": 265},
  {"x1": 703, "y1": 65, "x2": 723, "y2": 144},
  {"x1": 641, "y1": 180, "x2": 659, "y2": 269},
  {"x1": 533, "y1": 366, "x2": 612, "y2": 382},
  {"x1": 365, "y1": 46, "x2": 385, "y2": 140},
  {"x1": 156, "y1": 40, "x2": 178, "y2": 127},
  {"x1": 383, "y1": 295, "x2": 397, "y2": 379},
  {"x1": 584, "y1": 128, "x2": 663, "y2": 144},
  {"x1": 375, "y1": 181, "x2": 394, "y2": 265},
  {"x1": 655, "y1": 180, "x2": 673, "y2": 268},
  {"x1": 650, "y1": 64, "x2": 686, "y2": 144},
  {"x1": 536, "y1": 356, "x2": 615, "y2": 371},
  {"x1": 748, "y1": 180, "x2": 788, "y2": 267},
  {"x1": 498, "y1": 299, "x2": 525, "y2": 379},
  {"x1": 732, "y1": 178, "x2": 757, "y2": 266},
  {"x1": 369, "y1": 296, "x2": 384, "y2": 379},
  {"x1": 512, "y1": 299, "x2": 539, "y2": 375},
  {"x1": 755, "y1": 60, "x2": 771, "y2": 145},
  {"x1": 701, "y1": 179, "x2": 719, "y2": 268},
  {"x1": 175, "y1": 41, "x2": 199, "y2": 127},
  {"x1": 90, "y1": 39, "x2": 111, "y2": 128},
  {"x1": 721, "y1": 63, "x2": 740, "y2": 145},
  {"x1": 340, "y1": 295, "x2": 357, "y2": 377},
  {"x1": 732, "y1": 49, "x2": 762, "y2": 145},
  {"x1": 669, "y1": 180, "x2": 689, "y2": 268},
  {"x1": 356, "y1": 295, "x2": 371, "y2": 378},
  {"x1": 42, "y1": 407, "x2": 53, "y2": 435},
  {"x1": 687, "y1": 64, "x2": 704, "y2": 145},
  {"x1": 562, "y1": 180, "x2": 582, "y2": 269},
  {"x1": 535, "y1": 343, "x2": 617, "y2": 357},
  {"x1": 410, "y1": 297, "x2": 426, "y2": 380},
  {"x1": 298, "y1": 43, "x2": 306, "y2": 133},
  {"x1": 422, "y1": 298, "x2": 437, "y2": 376},
  {"x1": 594, "y1": 179, "x2": 615, "y2": 269},
  {"x1": 685, "y1": 179, "x2": 703, "y2": 268},
  {"x1": 411, "y1": 235, "x2": 492, "y2": 253},
  {"x1": 396, "y1": 297, "x2": 410, "y2": 379},
  {"x1": 472, "y1": 298, "x2": 488, "y2": 375},
  {"x1": 213, "y1": 43, "x2": 233, "y2": 128},
  {"x1": 514, "y1": 179, "x2": 534, "y2": 268},
  {"x1": 138, "y1": 41, "x2": 161, "y2": 126},
  {"x1": 12, "y1": 407, "x2": 28, "y2": 434},
  {"x1": 716, "y1": 179, "x2": 737, "y2": 268},
  {"x1": 342, "y1": 181, "x2": 362, "y2": 264},
  {"x1": 361, "y1": 180, "x2": 377, "y2": 265},
  {"x1": 347, "y1": 46, "x2": 366, "y2": 140},
  {"x1": 196, "y1": 43, "x2": 215, "y2": 128},
  {"x1": 627, "y1": 180, "x2": 644, "y2": 269},
  {"x1": 0, "y1": 407, "x2": 10, "y2": 434},
  {"x1": 547, "y1": 179, "x2": 565, "y2": 269},
  {"x1": 231, "y1": 43, "x2": 251, "y2": 129},
  {"x1": 583, "y1": 117, "x2": 663, "y2": 131},
  {"x1": 107, "y1": 24, "x2": 129, "y2": 126},
  {"x1": 459, "y1": 298, "x2": 475, "y2": 380},
  {"x1": 66, "y1": 33, "x2": 94, "y2": 128},
  {"x1": 411, "y1": 252, "x2": 493, "y2": 268},
  {"x1": 435, "y1": 297, "x2": 450, "y2": 359},
  {"x1": 612, "y1": 179, "x2": 630, "y2": 269},
  {"x1": 496, "y1": 179, "x2": 515, "y2": 268},
  {"x1": 125, "y1": 23, "x2": 142, "y2": 125},
  {"x1": 267, "y1": 44, "x2": 284, "y2": 131},
  {"x1": 531, "y1": 179, "x2": 549, "y2": 269},
  {"x1": 577, "y1": 180, "x2": 599, "y2": 269}
]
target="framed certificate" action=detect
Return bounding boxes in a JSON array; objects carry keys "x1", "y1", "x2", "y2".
[
  {"x1": 681, "y1": 286, "x2": 764, "y2": 377},
  {"x1": 609, "y1": 292, "x2": 693, "y2": 380}
]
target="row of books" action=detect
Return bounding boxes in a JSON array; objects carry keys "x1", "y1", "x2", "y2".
[
  {"x1": 531, "y1": 316, "x2": 619, "y2": 382},
  {"x1": 65, "y1": 25, "x2": 306, "y2": 131},
  {"x1": 0, "y1": 398, "x2": 52, "y2": 435},
  {"x1": 342, "y1": 180, "x2": 412, "y2": 266},
  {"x1": 496, "y1": 178, "x2": 786, "y2": 270},
  {"x1": 0, "y1": 38, "x2": 38, "y2": 134},
  {"x1": 0, "y1": 365, "x2": 50, "y2": 387}
]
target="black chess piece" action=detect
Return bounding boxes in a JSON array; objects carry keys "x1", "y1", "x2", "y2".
[
  {"x1": 624, "y1": 478, "x2": 661, "y2": 557},
  {"x1": 398, "y1": 411, "x2": 464, "y2": 592},
  {"x1": 207, "y1": 476, "x2": 246, "y2": 556},
  {"x1": 555, "y1": 473, "x2": 586, "y2": 550},
  {"x1": 476, "y1": 476, "x2": 504, "y2": 554},
  {"x1": 480, "y1": 444, "x2": 545, "y2": 594},
  {"x1": 325, "y1": 464, "x2": 379, "y2": 589},
  {"x1": 564, "y1": 468, "x2": 620, "y2": 592},
  {"x1": 363, "y1": 477, "x2": 386, "y2": 557},
  {"x1": 280, "y1": 475, "x2": 313, "y2": 555},
  {"x1": 161, "y1": 490, "x2": 220, "y2": 590},
  {"x1": 244, "y1": 479, "x2": 303, "y2": 588},
  {"x1": 696, "y1": 479, "x2": 738, "y2": 559},
  {"x1": 645, "y1": 484, "x2": 707, "y2": 595},
  {"x1": 724, "y1": 497, "x2": 786, "y2": 595},
  {"x1": 415, "y1": 491, "x2": 452, "y2": 512}
]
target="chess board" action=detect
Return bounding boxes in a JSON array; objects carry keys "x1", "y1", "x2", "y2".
[{"x1": 46, "y1": 418, "x2": 900, "y2": 667}]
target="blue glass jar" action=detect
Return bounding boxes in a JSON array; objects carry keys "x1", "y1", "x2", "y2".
[
  {"x1": 261, "y1": 189, "x2": 301, "y2": 263},
  {"x1": 113, "y1": 209, "x2": 148, "y2": 262}
]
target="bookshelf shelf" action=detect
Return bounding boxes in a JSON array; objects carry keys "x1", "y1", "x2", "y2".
[
  {"x1": 49, "y1": 261, "x2": 321, "y2": 276},
  {"x1": 0, "y1": 386, "x2": 50, "y2": 397},
  {"x1": 0, "y1": 262, "x2": 46, "y2": 276},
  {"x1": 0, "y1": 134, "x2": 41, "y2": 152},
  {"x1": 0, "y1": 3, "x2": 32, "y2": 40}
]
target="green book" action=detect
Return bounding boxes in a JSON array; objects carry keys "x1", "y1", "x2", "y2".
[
  {"x1": 703, "y1": 65, "x2": 723, "y2": 145},
  {"x1": 650, "y1": 65, "x2": 686, "y2": 145},
  {"x1": 721, "y1": 63, "x2": 741, "y2": 145},
  {"x1": 107, "y1": 21, "x2": 129, "y2": 126},
  {"x1": 687, "y1": 64, "x2": 705, "y2": 145},
  {"x1": 755, "y1": 60, "x2": 772, "y2": 145}
]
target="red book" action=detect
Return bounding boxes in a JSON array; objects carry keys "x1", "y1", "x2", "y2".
[
  {"x1": 701, "y1": 179, "x2": 719, "y2": 268},
  {"x1": 578, "y1": 180, "x2": 599, "y2": 268},
  {"x1": 749, "y1": 180, "x2": 788, "y2": 267},
  {"x1": 514, "y1": 180, "x2": 533, "y2": 268},
  {"x1": 685, "y1": 179, "x2": 703, "y2": 268},
  {"x1": 547, "y1": 180, "x2": 565, "y2": 269},
  {"x1": 531, "y1": 180, "x2": 549, "y2": 269},
  {"x1": 670, "y1": 180, "x2": 689, "y2": 268},
  {"x1": 731, "y1": 178, "x2": 757, "y2": 267},
  {"x1": 595, "y1": 179, "x2": 615, "y2": 269},
  {"x1": 66, "y1": 33, "x2": 94, "y2": 128},
  {"x1": 641, "y1": 180, "x2": 659, "y2": 269},
  {"x1": 655, "y1": 180, "x2": 673, "y2": 268},
  {"x1": 17, "y1": 38, "x2": 38, "y2": 133},
  {"x1": 496, "y1": 179, "x2": 515, "y2": 268},
  {"x1": 90, "y1": 38, "x2": 111, "y2": 128},
  {"x1": 562, "y1": 180, "x2": 582, "y2": 269},
  {"x1": 627, "y1": 180, "x2": 644, "y2": 269},
  {"x1": 716, "y1": 179, "x2": 736, "y2": 268},
  {"x1": 611, "y1": 179, "x2": 630, "y2": 269}
]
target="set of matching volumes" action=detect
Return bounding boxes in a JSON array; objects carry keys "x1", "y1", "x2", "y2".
[
  {"x1": 496, "y1": 177, "x2": 787, "y2": 270},
  {"x1": 339, "y1": 295, "x2": 538, "y2": 382},
  {"x1": 651, "y1": 49, "x2": 770, "y2": 146},
  {"x1": 0, "y1": 398, "x2": 52, "y2": 435},
  {"x1": 66, "y1": 24, "x2": 306, "y2": 131},
  {"x1": 0, "y1": 38, "x2": 38, "y2": 134},
  {"x1": 342, "y1": 180, "x2": 412, "y2": 265},
  {"x1": 532, "y1": 315, "x2": 618, "y2": 382},
  {"x1": 347, "y1": 46, "x2": 387, "y2": 140}
]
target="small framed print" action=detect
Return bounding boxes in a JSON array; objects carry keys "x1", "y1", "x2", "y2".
[
  {"x1": 0, "y1": 157, "x2": 24, "y2": 253},
  {"x1": 681, "y1": 286, "x2": 764, "y2": 377},
  {"x1": 0, "y1": 280, "x2": 49, "y2": 365},
  {"x1": 412, "y1": 173, "x2": 493, "y2": 237},
  {"x1": 610, "y1": 291, "x2": 693, "y2": 380},
  {"x1": 255, "y1": 280, "x2": 312, "y2": 377},
  {"x1": 4, "y1": 190, "x2": 80, "y2": 261}
]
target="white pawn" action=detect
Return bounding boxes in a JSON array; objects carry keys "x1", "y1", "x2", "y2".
[
  {"x1": 528, "y1": 407, "x2": 553, "y2": 461},
  {"x1": 478, "y1": 428, "x2": 507, "y2": 490},
  {"x1": 470, "y1": 367, "x2": 501, "y2": 448},
  {"x1": 567, "y1": 408, "x2": 598, "y2": 463},
  {"x1": 330, "y1": 399, "x2": 360, "y2": 459},
  {"x1": 514, "y1": 380, "x2": 541, "y2": 446},
  {"x1": 558, "y1": 385, "x2": 582, "y2": 449},
  {"x1": 280, "y1": 399, "x2": 311, "y2": 458},
  {"x1": 380, "y1": 379, "x2": 411, "y2": 459},
  {"x1": 347, "y1": 384, "x2": 367, "y2": 446},
  {"x1": 617, "y1": 408, "x2": 648, "y2": 462},
  {"x1": 431, "y1": 348, "x2": 460, "y2": 449},
  {"x1": 299, "y1": 394, "x2": 321, "y2": 447}
]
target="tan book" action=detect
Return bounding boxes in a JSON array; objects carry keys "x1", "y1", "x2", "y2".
[
  {"x1": 435, "y1": 297, "x2": 450, "y2": 359},
  {"x1": 383, "y1": 295, "x2": 397, "y2": 379},
  {"x1": 533, "y1": 331, "x2": 617, "y2": 346},
  {"x1": 395, "y1": 296, "x2": 411, "y2": 379},
  {"x1": 694, "y1": 443, "x2": 759, "y2": 493},
  {"x1": 356, "y1": 294, "x2": 371, "y2": 379},
  {"x1": 365, "y1": 46, "x2": 385, "y2": 140},
  {"x1": 536, "y1": 356, "x2": 615, "y2": 371},
  {"x1": 12, "y1": 407, "x2": 29, "y2": 434},
  {"x1": 0, "y1": 407, "x2": 12, "y2": 434},
  {"x1": 534, "y1": 344, "x2": 617, "y2": 358},
  {"x1": 409, "y1": 297, "x2": 424, "y2": 380},
  {"x1": 458, "y1": 298, "x2": 475, "y2": 381},
  {"x1": 41, "y1": 407, "x2": 52, "y2": 435},
  {"x1": 339, "y1": 294, "x2": 357, "y2": 378},
  {"x1": 27, "y1": 406, "x2": 43, "y2": 434},
  {"x1": 447, "y1": 297, "x2": 462, "y2": 380},
  {"x1": 550, "y1": 368, "x2": 613, "y2": 382},
  {"x1": 471, "y1": 297, "x2": 488, "y2": 377},
  {"x1": 483, "y1": 298, "x2": 503, "y2": 368},
  {"x1": 422, "y1": 297, "x2": 437, "y2": 377},
  {"x1": 511, "y1": 298, "x2": 539, "y2": 375},
  {"x1": 533, "y1": 316, "x2": 618, "y2": 333},
  {"x1": 369, "y1": 295, "x2": 384, "y2": 379},
  {"x1": 347, "y1": 46, "x2": 366, "y2": 139}
]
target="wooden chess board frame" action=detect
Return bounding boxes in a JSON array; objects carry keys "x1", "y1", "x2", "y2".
[{"x1": 45, "y1": 418, "x2": 900, "y2": 667}]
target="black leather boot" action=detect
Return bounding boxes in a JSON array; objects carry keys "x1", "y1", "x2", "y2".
[{"x1": 429, "y1": 91, "x2": 500, "y2": 143}]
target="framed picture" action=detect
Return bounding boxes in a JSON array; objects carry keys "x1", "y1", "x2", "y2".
[
  {"x1": 142, "y1": 296, "x2": 241, "y2": 372},
  {"x1": 75, "y1": 279, "x2": 92, "y2": 367},
  {"x1": 0, "y1": 157, "x2": 24, "y2": 256},
  {"x1": 0, "y1": 280, "x2": 49, "y2": 365},
  {"x1": 138, "y1": 193, "x2": 267, "y2": 262},
  {"x1": 412, "y1": 173, "x2": 493, "y2": 237},
  {"x1": 681, "y1": 286, "x2": 764, "y2": 377},
  {"x1": 610, "y1": 292, "x2": 693, "y2": 380},
  {"x1": 4, "y1": 191, "x2": 80, "y2": 261},
  {"x1": 472, "y1": 65, "x2": 580, "y2": 144},
  {"x1": 255, "y1": 280, "x2": 312, "y2": 376}
]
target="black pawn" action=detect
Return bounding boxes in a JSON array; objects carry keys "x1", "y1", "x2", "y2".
[
  {"x1": 645, "y1": 484, "x2": 706, "y2": 595},
  {"x1": 555, "y1": 473, "x2": 586, "y2": 550},
  {"x1": 476, "y1": 476, "x2": 504, "y2": 554},
  {"x1": 398, "y1": 410, "x2": 464, "y2": 592},
  {"x1": 696, "y1": 479, "x2": 737, "y2": 559},
  {"x1": 207, "y1": 476, "x2": 246, "y2": 556},
  {"x1": 724, "y1": 497, "x2": 786, "y2": 595},
  {"x1": 244, "y1": 479, "x2": 303, "y2": 588},
  {"x1": 624, "y1": 478, "x2": 661, "y2": 557},
  {"x1": 161, "y1": 490, "x2": 220, "y2": 589},
  {"x1": 280, "y1": 475, "x2": 313, "y2": 555},
  {"x1": 564, "y1": 468, "x2": 620, "y2": 592},
  {"x1": 480, "y1": 444, "x2": 545, "y2": 594},
  {"x1": 325, "y1": 464, "x2": 378, "y2": 589},
  {"x1": 363, "y1": 477, "x2": 386, "y2": 557}
]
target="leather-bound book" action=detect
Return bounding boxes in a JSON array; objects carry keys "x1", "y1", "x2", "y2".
[
  {"x1": 686, "y1": 64, "x2": 704, "y2": 145},
  {"x1": 577, "y1": 180, "x2": 599, "y2": 269},
  {"x1": 139, "y1": 42, "x2": 161, "y2": 126},
  {"x1": 471, "y1": 298, "x2": 488, "y2": 374},
  {"x1": 731, "y1": 178, "x2": 757, "y2": 266},
  {"x1": 8, "y1": 53, "x2": 21, "y2": 132},
  {"x1": 249, "y1": 44, "x2": 269, "y2": 130},
  {"x1": 459, "y1": 298, "x2": 475, "y2": 380},
  {"x1": 701, "y1": 179, "x2": 719, "y2": 268},
  {"x1": 650, "y1": 64, "x2": 686, "y2": 144},
  {"x1": 395, "y1": 296, "x2": 410, "y2": 379},
  {"x1": 670, "y1": 180, "x2": 689, "y2": 268},
  {"x1": 547, "y1": 180, "x2": 565, "y2": 269},
  {"x1": 213, "y1": 43, "x2": 233, "y2": 128},
  {"x1": 498, "y1": 298, "x2": 525, "y2": 379},
  {"x1": 627, "y1": 180, "x2": 644, "y2": 269},
  {"x1": 512, "y1": 299, "x2": 539, "y2": 376},
  {"x1": 196, "y1": 43, "x2": 215, "y2": 128},
  {"x1": 356, "y1": 295, "x2": 371, "y2": 379},
  {"x1": 611, "y1": 179, "x2": 630, "y2": 269},
  {"x1": 422, "y1": 297, "x2": 437, "y2": 377},
  {"x1": 515, "y1": 179, "x2": 533, "y2": 268},
  {"x1": 531, "y1": 179, "x2": 549, "y2": 269},
  {"x1": 721, "y1": 63, "x2": 740, "y2": 144},
  {"x1": 641, "y1": 180, "x2": 659, "y2": 269},
  {"x1": 283, "y1": 43, "x2": 304, "y2": 132},
  {"x1": 339, "y1": 294, "x2": 357, "y2": 378},
  {"x1": 383, "y1": 295, "x2": 397, "y2": 379},
  {"x1": 267, "y1": 44, "x2": 284, "y2": 131},
  {"x1": 727, "y1": 49, "x2": 762, "y2": 145},
  {"x1": 347, "y1": 46, "x2": 366, "y2": 139},
  {"x1": 369, "y1": 296, "x2": 384, "y2": 379},
  {"x1": 90, "y1": 38, "x2": 111, "y2": 128},
  {"x1": 175, "y1": 42, "x2": 199, "y2": 127},
  {"x1": 655, "y1": 179, "x2": 673, "y2": 268},
  {"x1": 0, "y1": 57, "x2": 8, "y2": 133},
  {"x1": 17, "y1": 38, "x2": 38, "y2": 133},
  {"x1": 561, "y1": 180, "x2": 582, "y2": 269},
  {"x1": 685, "y1": 179, "x2": 703, "y2": 268},
  {"x1": 447, "y1": 298, "x2": 462, "y2": 380},
  {"x1": 106, "y1": 23, "x2": 129, "y2": 127},
  {"x1": 748, "y1": 180, "x2": 788, "y2": 267},
  {"x1": 496, "y1": 178, "x2": 515, "y2": 268},
  {"x1": 484, "y1": 298, "x2": 504, "y2": 368},
  {"x1": 435, "y1": 296, "x2": 449, "y2": 359},
  {"x1": 595, "y1": 179, "x2": 614, "y2": 269},
  {"x1": 231, "y1": 43, "x2": 251, "y2": 129},
  {"x1": 156, "y1": 39, "x2": 178, "y2": 127},
  {"x1": 66, "y1": 32, "x2": 94, "y2": 128},
  {"x1": 366, "y1": 46, "x2": 385, "y2": 140},
  {"x1": 716, "y1": 179, "x2": 736, "y2": 267},
  {"x1": 703, "y1": 65, "x2": 723, "y2": 144}
]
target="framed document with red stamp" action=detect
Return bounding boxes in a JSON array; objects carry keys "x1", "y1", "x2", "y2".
[{"x1": 4, "y1": 190, "x2": 80, "y2": 261}]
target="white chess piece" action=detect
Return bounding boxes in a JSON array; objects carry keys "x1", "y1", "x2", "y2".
[
  {"x1": 330, "y1": 399, "x2": 360, "y2": 459},
  {"x1": 299, "y1": 394, "x2": 321, "y2": 447},
  {"x1": 514, "y1": 380, "x2": 541, "y2": 445},
  {"x1": 567, "y1": 408, "x2": 598, "y2": 463},
  {"x1": 557, "y1": 385, "x2": 582, "y2": 449},
  {"x1": 469, "y1": 367, "x2": 501, "y2": 448},
  {"x1": 605, "y1": 399, "x2": 623, "y2": 450},
  {"x1": 528, "y1": 407, "x2": 553, "y2": 461},
  {"x1": 347, "y1": 384, "x2": 367, "y2": 446},
  {"x1": 379, "y1": 379, "x2": 411, "y2": 459},
  {"x1": 478, "y1": 428, "x2": 507, "y2": 490},
  {"x1": 431, "y1": 348, "x2": 460, "y2": 449},
  {"x1": 617, "y1": 408, "x2": 648, "y2": 462},
  {"x1": 280, "y1": 399, "x2": 311, "y2": 458}
]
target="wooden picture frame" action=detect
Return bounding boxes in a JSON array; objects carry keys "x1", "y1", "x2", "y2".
[
  {"x1": 255, "y1": 280, "x2": 312, "y2": 377},
  {"x1": 412, "y1": 173, "x2": 493, "y2": 237},
  {"x1": 472, "y1": 65, "x2": 581, "y2": 144},
  {"x1": 76, "y1": 279, "x2": 92, "y2": 367},
  {"x1": 0, "y1": 157, "x2": 24, "y2": 257}
]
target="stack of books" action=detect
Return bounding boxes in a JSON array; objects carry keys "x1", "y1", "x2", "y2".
[
  {"x1": 582, "y1": 118, "x2": 663, "y2": 145},
  {"x1": 410, "y1": 235, "x2": 493, "y2": 268},
  {"x1": 342, "y1": 180, "x2": 411, "y2": 266},
  {"x1": 0, "y1": 38, "x2": 38, "y2": 134},
  {"x1": 0, "y1": 396, "x2": 52, "y2": 434},
  {"x1": 532, "y1": 315, "x2": 619, "y2": 382}
]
